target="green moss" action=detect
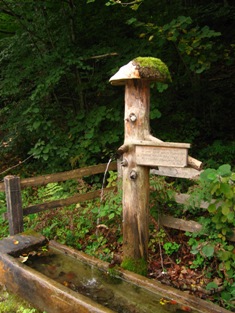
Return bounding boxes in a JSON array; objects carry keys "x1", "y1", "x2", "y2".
[
  {"x1": 121, "y1": 257, "x2": 148, "y2": 276},
  {"x1": 0, "y1": 287, "x2": 42, "y2": 313},
  {"x1": 133, "y1": 56, "x2": 172, "y2": 82},
  {"x1": 21, "y1": 230, "x2": 42, "y2": 237}
]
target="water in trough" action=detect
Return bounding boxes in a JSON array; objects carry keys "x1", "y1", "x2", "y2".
[{"x1": 26, "y1": 245, "x2": 194, "y2": 313}]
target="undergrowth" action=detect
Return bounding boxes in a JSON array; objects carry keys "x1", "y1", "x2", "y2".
[{"x1": 0, "y1": 165, "x2": 235, "y2": 311}]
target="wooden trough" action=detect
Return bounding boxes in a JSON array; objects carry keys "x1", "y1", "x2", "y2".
[{"x1": 0, "y1": 232, "x2": 231, "y2": 313}]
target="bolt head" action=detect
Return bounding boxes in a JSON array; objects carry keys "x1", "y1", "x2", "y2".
[{"x1": 129, "y1": 113, "x2": 137, "y2": 122}]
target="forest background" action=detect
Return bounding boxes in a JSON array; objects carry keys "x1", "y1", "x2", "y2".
[{"x1": 0, "y1": 0, "x2": 234, "y2": 175}]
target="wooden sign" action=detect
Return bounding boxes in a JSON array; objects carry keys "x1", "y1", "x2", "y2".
[{"x1": 136, "y1": 144, "x2": 189, "y2": 168}]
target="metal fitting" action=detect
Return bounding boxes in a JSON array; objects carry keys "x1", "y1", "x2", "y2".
[
  {"x1": 121, "y1": 158, "x2": 128, "y2": 167},
  {"x1": 130, "y1": 170, "x2": 137, "y2": 180},
  {"x1": 129, "y1": 113, "x2": 137, "y2": 122}
]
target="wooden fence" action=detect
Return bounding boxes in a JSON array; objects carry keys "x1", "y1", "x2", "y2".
[
  {"x1": 0, "y1": 162, "x2": 117, "y2": 235},
  {"x1": 0, "y1": 162, "x2": 235, "y2": 241}
]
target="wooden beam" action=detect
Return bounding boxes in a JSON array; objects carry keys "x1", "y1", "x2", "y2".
[
  {"x1": 151, "y1": 167, "x2": 202, "y2": 180},
  {"x1": 23, "y1": 187, "x2": 115, "y2": 215},
  {"x1": 0, "y1": 162, "x2": 117, "y2": 192},
  {"x1": 159, "y1": 214, "x2": 202, "y2": 233},
  {"x1": 4, "y1": 176, "x2": 23, "y2": 235},
  {"x1": 159, "y1": 214, "x2": 235, "y2": 242},
  {"x1": 174, "y1": 193, "x2": 211, "y2": 209}
]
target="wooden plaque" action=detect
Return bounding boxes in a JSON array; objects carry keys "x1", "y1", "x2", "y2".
[{"x1": 136, "y1": 145, "x2": 188, "y2": 167}]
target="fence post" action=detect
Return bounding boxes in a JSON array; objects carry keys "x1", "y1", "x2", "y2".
[{"x1": 4, "y1": 175, "x2": 24, "y2": 235}]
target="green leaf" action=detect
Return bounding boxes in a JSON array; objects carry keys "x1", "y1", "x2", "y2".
[
  {"x1": 221, "y1": 291, "x2": 231, "y2": 301},
  {"x1": 218, "y1": 164, "x2": 231, "y2": 176},
  {"x1": 156, "y1": 82, "x2": 169, "y2": 93},
  {"x1": 202, "y1": 244, "x2": 214, "y2": 258},
  {"x1": 32, "y1": 121, "x2": 41, "y2": 130},
  {"x1": 227, "y1": 211, "x2": 235, "y2": 223},
  {"x1": 206, "y1": 282, "x2": 218, "y2": 290},
  {"x1": 109, "y1": 212, "x2": 115, "y2": 219},
  {"x1": 126, "y1": 18, "x2": 137, "y2": 25},
  {"x1": 207, "y1": 172, "x2": 217, "y2": 181},
  {"x1": 225, "y1": 260, "x2": 231, "y2": 271},
  {"x1": 200, "y1": 169, "x2": 216, "y2": 182},
  {"x1": 208, "y1": 203, "x2": 216, "y2": 213},
  {"x1": 150, "y1": 108, "x2": 161, "y2": 119},
  {"x1": 217, "y1": 250, "x2": 231, "y2": 261},
  {"x1": 220, "y1": 183, "x2": 233, "y2": 198},
  {"x1": 222, "y1": 204, "x2": 230, "y2": 216}
]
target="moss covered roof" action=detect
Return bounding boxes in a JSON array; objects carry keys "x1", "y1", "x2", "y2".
[{"x1": 133, "y1": 57, "x2": 172, "y2": 82}]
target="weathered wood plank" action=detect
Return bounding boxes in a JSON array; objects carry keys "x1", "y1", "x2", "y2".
[
  {"x1": 0, "y1": 162, "x2": 117, "y2": 192},
  {"x1": 23, "y1": 187, "x2": 115, "y2": 215},
  {"x1": 159, "y1": 214, "x2": 235, "y2": 242},
  {"x1": 151, "y1": 167, "x2": 202, "y2": 179},
  {"x1": 174, "y1": 193, "x2": 211, "y2": 209},
  {"x1": 20, "y1": 162, "x2": 117, "y2": 189},
  {"x1": 159, "y1": 214, "x2": 202, "y2": 233},
  {"x1": 127, "y1": 140, "x2": 190, "y2": 148},
  {"x1": 136, "y1": 146, "x2": 188, "y2": 168},
  {"x1": 4, "y1": 176, "x2": 24, "y2": 235}
]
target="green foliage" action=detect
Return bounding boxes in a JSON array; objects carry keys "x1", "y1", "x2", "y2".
[
  {"x1": 186, "y1": 164, "x2": 235, "y2": 310},
  {"x1": 105, "y1": 0, "x2": 143, "y2": 10},
  {"x1": 198, "y1": 141, "x2": 235, "y2": 168},
  {"x1": 160, "y1": 16, "x2": 221, "y2": 73},
  {"x1": 1, "y1": 0, "x2": 234, "y2": 174},
  {"x1": 92, "y1": 184, "x2": 122, "y2": 223},
  {"x1": 149, "y1": 175, "x2": 179, "y2": 219},
  {"x1": 199, "y1": 164, "x2": 235, "y2": 237},
  {"x1": 163, "y1": 242, "x2": 181, "y2": 256},
  {"x1": 0, "y1": 287, "x2": 45, "y2": 313},
  {"x1": 148, "y1": 228, "x2": 166, "y2": 253}
]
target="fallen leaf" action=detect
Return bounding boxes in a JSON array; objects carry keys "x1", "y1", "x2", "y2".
[
  {"x1": 19, "y1": 255, "x2": 28, "y2": 263},
  {"x1": 180, "y1": 305, "x2": 192, "y2": 312}
]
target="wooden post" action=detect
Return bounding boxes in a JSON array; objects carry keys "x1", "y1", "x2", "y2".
[
  {"x1": 122, "y1": 80, "x2": 150, "y2": 264},
  {"x1": 110, "y1": 57, "x2": 172, "y2": 274},
  {"x1": 4, "y1": 175, "x2": 23, "y2": 235}
]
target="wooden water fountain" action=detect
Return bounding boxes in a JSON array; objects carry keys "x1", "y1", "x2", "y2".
[{"x1": 0, "y1": 57, "x2": 228, "y2": 313}]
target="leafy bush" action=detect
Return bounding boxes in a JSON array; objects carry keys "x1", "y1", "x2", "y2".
[{"x1": 186, "y1": 164, "x2": 235, "y2": 310}]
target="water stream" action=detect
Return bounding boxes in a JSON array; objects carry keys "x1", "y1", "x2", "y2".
[
  {"x1": 100, "y1": 157, "x2": 113, "y2": 203},
  {"x1": 26, "y1": 246, "x2": 197, "y2": 313},
  {"x1": 97, "y1": 157, "x2": 114, "y2": 231}
]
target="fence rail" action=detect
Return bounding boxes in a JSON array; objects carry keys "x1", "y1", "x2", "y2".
[{"x1": 1, "y1": 162, "x2": 235, "y2": 241}]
